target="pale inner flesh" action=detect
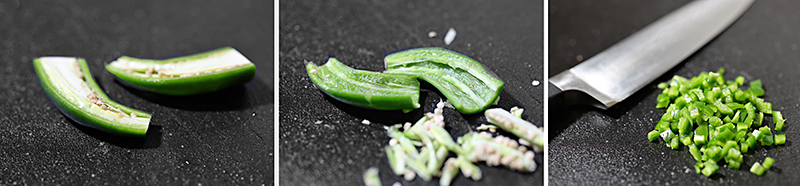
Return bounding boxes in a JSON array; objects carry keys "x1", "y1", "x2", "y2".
[
  {"x1": 108, "y1": 49, "x2": 252, "y2": 78},
  {"x1": 40, "y1": 57, "x2": 150, "y2": 125}
]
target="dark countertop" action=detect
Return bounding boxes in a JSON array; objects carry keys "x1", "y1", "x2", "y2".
[
  {"x1": 549, "y1": 0, "x2": 800, "y2": 185},
  {"x1": 0, "y1": 0, "x2": 273, "y2": 185},
  {"x1": 279, "y1": 0, "x2": 542, "y2": 185}
]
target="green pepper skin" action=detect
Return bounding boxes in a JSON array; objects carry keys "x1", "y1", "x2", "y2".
[
  {"x1": 34, "y1": 57, "x2": 151, "y2": 136},
  {"x1": 385, "y1": 48, "x2": 504, "y2": 114},
  {"x1": 105, "y1": 47, "x2": 256, "y2": 96},
  {"x1": 307, "y1": 58, "x2": 421, "y2": 110}
]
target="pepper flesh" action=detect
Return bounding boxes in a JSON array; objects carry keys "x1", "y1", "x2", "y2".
[
  {"x1": 105, "y1": 47, "x2": 256, "y2": 95},
  {"x1": 34, "y1": 57, "x2": 151, "y2": 136},
  {"x1": 306, "y1": 57, "x2": 420, "y2": 110},
  {"x1": 385, "y1": 48, "x2": 504, "y2": 114}
]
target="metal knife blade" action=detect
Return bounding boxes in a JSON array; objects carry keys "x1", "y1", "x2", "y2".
[{"x1": 549, "y1": 0, "x2": 754, "y2": 109}]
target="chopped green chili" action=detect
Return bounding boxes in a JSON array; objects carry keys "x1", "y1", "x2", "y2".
[
  {"x1": 763, "y1": 157, "x2": 775, "y2": 169},
  {"x1": 702, "y1": 160, "x2": 719, "y2": 177},
  {"x1": 34, "y1": 57, "x2": 151, "y2": 136},
  {"x1": 648, "y1": 130, "x2": 661, "y2": 142},
  {"x1": 105, "y1": 47, "x2": 256, "y2": 95},
  {"x1": 306, "y1": 58, "x2": 421, "y2": 111},
  {"x1": 385, "y1": 48, "x2": 504, "y2": 114},
  {"x1": 750, "y1": 162, "x2": 766, "y2": 176},
  {"x1": 775, "y1": 134, "x2": 786, "y2": 145},
  {"x1": 774, "y1": 111, "x2": 786, "y2": 131},
  {"x1": 652, "y1": 69, "x2": 787, "y2": 177}
]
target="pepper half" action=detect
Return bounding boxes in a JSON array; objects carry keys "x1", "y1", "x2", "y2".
[
  {"x1": 385, "y1": 48, "x2": 504, "y2": 114},
  {"x1": 105, "y1": 47, "x2": 256, "y2": 95},
  {"x1": 306, "y1": 57, "x2": 421, "y2": 111},
  {"x1": 34, "y1": 57, "x2": 151, "y2": 136}
]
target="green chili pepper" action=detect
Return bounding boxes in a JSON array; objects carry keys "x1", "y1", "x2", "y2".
[
  {"x1": 306, "y1": 57, "x2": 420, "y2": 111},
  {"x1": 105, "y1": 47, "x2": 256, "y2": 96},
  {"x1": 763, "y1": 157, "x2": 775, "y2": 169},
  {"x1": 775, "y1": 134, "x2": 786, "y2": 145},
  {"x1": 34, "y1": 57, "x2": 151, "y2": 136},
  {"x1": 385, "y1": 48, "x2": 504, "y2": 114},
  {"x1": 774, "y1": 111, "x2": 786, "y2": 131},
  {"x1": 701, "y1": 160, "x2": 719, "y2": 177},
  {"x1": 750, "y1": 162, "x2": 766, "y2": 176},
  {"x1": 648, "y1": 130, "x2": 661, "y2": 142}
]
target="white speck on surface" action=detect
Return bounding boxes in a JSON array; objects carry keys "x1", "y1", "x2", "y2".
[
  {"x1": 428, "y1": 31, "x2": 437, "y2": 38},
  {"x1": 444, "y1": 28, "x2": 456, "y2": 45},
  {"x1": 362, "y1": 119, "x2": 371, "y2": 125},
  {"x1": 531, "y1": 79, "x2": 540, "y2": 87}
]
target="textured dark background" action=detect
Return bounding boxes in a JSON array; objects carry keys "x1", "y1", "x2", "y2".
[
  {"x1": 279, "y1": 0, "x2": 542, "y2": 185},
  {"x1": 550, "y1": 0, "x2": 800, "y2": 185},
  {"x1": 0, "y1": 0, "x2": 273, "y2": 185}
]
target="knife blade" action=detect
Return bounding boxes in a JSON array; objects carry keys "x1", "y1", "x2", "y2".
[{"x1": 549, "y1": 0, "x2": 754, "y2": 109}]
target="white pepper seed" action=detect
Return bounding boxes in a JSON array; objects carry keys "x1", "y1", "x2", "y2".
[
  {"x1": 145, "y1": 67, "x2": 154, "y2": 76},
  {"x1": 525, "y1": 151, "x2": 535, "y2": 160},
  {"x1": 519, "y1": 138, "x2": 530, "y2": 147},
  {"x1": 403, "y1": 122, "x2": 412, "y2": 131},
  {"x1": 404, "y1": 170, "x2": 416, "y2": 181}
]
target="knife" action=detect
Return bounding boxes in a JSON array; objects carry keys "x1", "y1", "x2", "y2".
[{"x1": 549, "y1": 0, "x2": 754, "y2": 109}]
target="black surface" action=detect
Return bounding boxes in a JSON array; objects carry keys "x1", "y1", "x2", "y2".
[
  {"x1": 279, "y1": 0, "x2": 542, "y2": 185},
  {"x1": 0, "y1": 1, "x2": 273, "y2": 185},
  {"x1": 550, "y1": 0, "x2": 800, "y2": 185}
]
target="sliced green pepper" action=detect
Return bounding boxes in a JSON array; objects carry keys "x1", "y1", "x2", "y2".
[
  {"x1": 105, "y1": 47, "x2": 256, "y2": 95},
  {"x1": 306, "y1": 57, "x2": 420, "y2": 111},
  {"x1": 385, "y1": 48, "x2": 504, "y2": 114},
  {"x1": 34, "y1": 57, "x2": 151, "y2": 136}
]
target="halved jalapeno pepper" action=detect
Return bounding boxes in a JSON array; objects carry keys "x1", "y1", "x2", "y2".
[
  {"x1": 306, "y1": 57, "x2": 421, "y2": 111},
  {"x1": 105, "y1": 47, "x2": 256, "y2": 95},
  {"x1": 385, "y1": 48, "x2": 504, "y2": 114},
  {"x1": 34, "y1": 57, "x2": 151, "y2": 136}
]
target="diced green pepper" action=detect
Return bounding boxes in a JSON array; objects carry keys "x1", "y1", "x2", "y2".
[
  {"x1": 775, "y1": 134, "x2": 786, "y2": 145},
  {"x1": 763, "y1": 157, "x2": 775, "y2": 169},
  {"x1": 774, "y1": 111, "x2": 786, "y2": 131},
  {"x1": 750, "y1": 162, "x2": 766, "y2": 176}
]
